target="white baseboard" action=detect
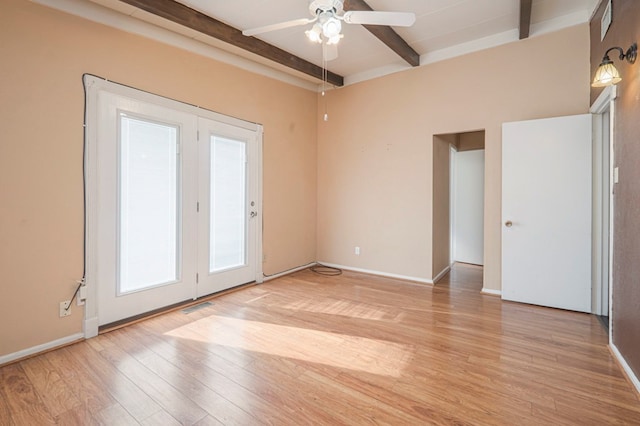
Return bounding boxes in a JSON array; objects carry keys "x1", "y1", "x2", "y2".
[
  {"x1": 84, "y1": 316, "x2": 99, "y2": 339},
  {"x1": 432, "y1": 265, "x2": 451, "y2": 283},
  {"x1": 317, "y1": 262, "x2": 433, "y2": 285},
  {"x1": 481, "y1": 288, "x2": 502, "y2": 296},
  {"x1": 263, "y1": 262, "x2": 316, "y2": 282},
  {"x1": 610, "y1": 343, "x2": 640, "y2": 396},
  {"x1": 0, "y1": 332, "x2": 84, "y2": 366}
]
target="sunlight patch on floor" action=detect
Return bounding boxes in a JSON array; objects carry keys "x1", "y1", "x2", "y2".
[
  {"x1": 165, "y1": 315, "x2": 413, "y2": 377},
  {"x1": 282, "y1": 297, "x2": 398, "y2": 321}
]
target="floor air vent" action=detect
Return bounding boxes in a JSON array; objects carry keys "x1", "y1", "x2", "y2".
[{"x1": 181, "y1": 301, "x2": 213, "y2": 314}]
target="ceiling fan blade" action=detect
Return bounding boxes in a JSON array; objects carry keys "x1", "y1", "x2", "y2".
[
  {"x1": 343, "y1": 11, "x2": 416, "y2": 27},
  {"x1": 323, "y1": 43, "x2": 339, "y2": 62},
  {"x1": 243, "y1": 17, "x2": 317, "y2": 37}
]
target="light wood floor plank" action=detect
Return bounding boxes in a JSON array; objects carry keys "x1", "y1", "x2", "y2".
[
  {"x1": 20, "y1": 354, "x2": 82, "y2": 417},
  {"x1": 0, "y1": 376, "x2": 15, "y2": 426},
  {"x1": 93, "y1": 404, "x2": 139, "y2": 426},
  {"x1": 96, "y1": 334, "x2": 208, "y2": 425},
  {"x1": 0, "y1": 364, "x2": 57, "y2": 425},
  {"x1": 118, "y1": 328, "x2": 262, "y2": 426},
  {"x1": 1, "y1": 264, "x2": 639, "y2": 425},
  {"x1": 65, "y1": 341, "x2": 164, "y2": 423},
  {"x1": 43, "y1": 347, "x2": 116, "y2": 415}
]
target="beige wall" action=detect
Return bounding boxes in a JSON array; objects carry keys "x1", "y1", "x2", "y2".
[
  {"x1": 0, "y1": 0, "x2": 317, "y2": 356},
  {"x1": 317, "y1": 24, "x2": 590, "y2": 286}
]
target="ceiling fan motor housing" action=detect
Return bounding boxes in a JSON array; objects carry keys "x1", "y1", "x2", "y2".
[{"x1": 309, "y1": 0, "x2": 344, "y2": 16}]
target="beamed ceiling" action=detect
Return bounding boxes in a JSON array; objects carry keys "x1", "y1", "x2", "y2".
[{"x1": 39, "y1": 0, "x2": 600, "y2": 87}]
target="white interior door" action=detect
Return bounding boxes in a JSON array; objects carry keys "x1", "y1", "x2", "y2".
[
  {"x1": 453, "y1": 149, "x2": 484, "y2": 265},
  {"x1": 197, "y1": 118, "x2": 259, "y2": 297},
  {"x1": 96, "y1": 91, "x2": 198, "y2": 326},
  {"x1": 502, "y1": 114, "x2": 592, "y2": 313}
]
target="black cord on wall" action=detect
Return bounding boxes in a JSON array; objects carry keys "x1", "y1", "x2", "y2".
[
  {"x1": 66, "y1": 75, "x2": 91, "y2": 312},
  {"x1": 310, "y1": 264, "x2": 342, "y2": 276}
]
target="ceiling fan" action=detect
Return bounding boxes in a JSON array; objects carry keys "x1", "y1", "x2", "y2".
[{"x1": 242, "y1": 0, "x2": 416, "y2": 61}]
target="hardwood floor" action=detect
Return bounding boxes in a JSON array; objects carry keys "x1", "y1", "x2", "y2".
[{"x1": 1, "y1": 264, "x2": 639, "y2": 425}]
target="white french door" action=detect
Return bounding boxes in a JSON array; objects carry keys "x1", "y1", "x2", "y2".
[
  {"x1": 87, "y1": 77, "x2": 261, "y2": 328},
  {"x1": 95, "y1": 91, "x2": 198, "y2": 325},
  {"x1": 197, "y1": 118, "x2": 258, "y2": 296}
]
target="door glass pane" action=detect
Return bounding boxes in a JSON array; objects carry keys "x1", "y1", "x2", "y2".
[
  {"x1": 119, "y1": 114, "x2": 179, "y2": 293},
  {"x1": 210, "y1": 136, "x2": 246, "y2": 272}
]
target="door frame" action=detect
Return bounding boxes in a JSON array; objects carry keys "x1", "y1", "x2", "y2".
[
  {"x1": 82, "y1": 75, "x2": 263, "y2": 338},
  {"x1": 590, "y1": 85, "x2": 616, "y2": 334}
]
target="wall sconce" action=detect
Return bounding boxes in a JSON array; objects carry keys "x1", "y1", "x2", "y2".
[{"x1": 592, "y1": 43, "x2": 637, "y2": 87}]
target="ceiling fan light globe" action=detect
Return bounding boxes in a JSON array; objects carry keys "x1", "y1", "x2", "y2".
[
  {"x1": 322, "y1": 17, "x2": 342, "y2": 38},
  {"x1": 305, "y1": 24, "x2": 323, "y2": 43},
  {"x1": 326, "y1": 34, "x2": 343, "y2": 45}
]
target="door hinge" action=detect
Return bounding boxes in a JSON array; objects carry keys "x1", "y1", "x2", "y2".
[
  {"x1": 196, "y1": 273, "x2": 199, "y2": 284},
  {"x1": 197, "y1": 130, "x2": 200, "y2": 141},
  {"x1": 197, "y1": 201, "x2": 200, "y2": 213}
]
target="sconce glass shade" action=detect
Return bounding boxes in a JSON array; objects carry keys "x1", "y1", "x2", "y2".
[{"x1": 592, "y1": 60, "x2": 622, "y2": 87}]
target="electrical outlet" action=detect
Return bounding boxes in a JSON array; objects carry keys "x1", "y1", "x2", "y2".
[
  {"x1": 59, "y1": 300, "x2": 71, "y2": 317},
  {"x1": 355, "y1": 246, "x2": 360, "y2": 255}
]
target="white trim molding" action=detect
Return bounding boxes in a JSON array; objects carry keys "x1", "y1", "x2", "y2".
[
  {"x1": 432, "y1": 265, "x2": 451, "y2": 284},
  {"x1": 590, "y1": 85, "x2": 618, "y2": 114},
  {"x1": 318, "y1": 262, "x2": 434, "y2": 285},
  {"x1": 590, "y1": 84, "x2": 617, "y2": 339},
  {"x1": 0, "y1": 333, "x2": 84, "y2": 366},
  {"x1": 263, "y1": 262, "x2": 317, "y2": 282},
  {"x1": 610, "y1": 343, "x2": 640, "y2": 395},
  {"x1": 481, "y1": 288, "x2": 502, "y2": 296}
]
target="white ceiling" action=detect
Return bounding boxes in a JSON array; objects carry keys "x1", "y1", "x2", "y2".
[{"x1": 56, "y1": 0, "x2": 600, "y2": 87}]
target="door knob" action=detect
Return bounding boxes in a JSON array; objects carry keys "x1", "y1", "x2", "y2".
[{"x1": 505, "y1": 220, "x2": 513, "y2": 228}]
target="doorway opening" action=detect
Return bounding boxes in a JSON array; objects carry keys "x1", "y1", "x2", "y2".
[{"x1": 432, "y1": 130, "x2": 485, "y2": 283}]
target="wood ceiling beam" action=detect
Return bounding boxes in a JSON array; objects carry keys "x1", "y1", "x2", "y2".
[
  {"x1": 118, "y1": 0, "x2": 345, "y2": 86},
  {"x1": 343, "y1": 0, "x2": 420, "y2": 67},
  {"x1": 519, "y1": 0, "x2": 533, "y2": 39}
]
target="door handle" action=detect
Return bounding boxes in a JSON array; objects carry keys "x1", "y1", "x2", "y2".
[
  {"x1": 250, "y1": 211, "x2": 257, "y2": 218},
  {"x1": 505, "y1": 220, "x2": 513, "y2": 228}
]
